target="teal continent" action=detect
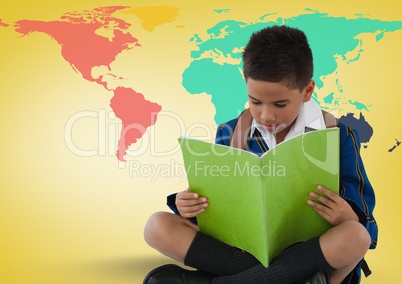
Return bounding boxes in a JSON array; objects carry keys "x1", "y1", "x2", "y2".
[{"x1": 182, "y1": 10, "x2": 402, "y2": 145}]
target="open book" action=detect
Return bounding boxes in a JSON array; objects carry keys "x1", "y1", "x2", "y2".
[{"x1": 179, "y1": 128, "x2": 340, "y2": 267}]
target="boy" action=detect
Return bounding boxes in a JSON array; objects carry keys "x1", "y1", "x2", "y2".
[{"x1": 143, "y1": 25, "x2": 377, "y2": 284}]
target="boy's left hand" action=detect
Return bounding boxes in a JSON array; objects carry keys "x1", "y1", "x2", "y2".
[{"x1": 307, "y1": 185, "x2": 359, "y2": 226}]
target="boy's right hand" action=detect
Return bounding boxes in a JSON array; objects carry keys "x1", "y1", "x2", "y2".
[{"x1": 176, "y1": 188, "x2": 209, "y2": 218}]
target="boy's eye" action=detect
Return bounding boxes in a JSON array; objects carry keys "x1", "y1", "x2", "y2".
[
  {"x1": 275, "y1": 103, "x2": 287, "y2": 108},
  {"x1": 251, "y1": 100, "x2": 261, "y2": 105}
]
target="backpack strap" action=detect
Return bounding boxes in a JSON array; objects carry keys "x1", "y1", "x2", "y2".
[
  {"x1": 230, "y1": 108, "x2": 253, "y2": 150},
  {"x1": 321, "y1": 109, "x2": 338, "y2": 128},
  {"x1": 230, "y1": 108, "x2": 338, "y2": 150}
]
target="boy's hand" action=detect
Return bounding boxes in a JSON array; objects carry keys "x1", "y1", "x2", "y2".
[
  {"x1": 176, "y1": 188, "x2": 209, "y2": 218},
  {"x1": 307, "y1": 185, "x2": 359, "y2": 226}
]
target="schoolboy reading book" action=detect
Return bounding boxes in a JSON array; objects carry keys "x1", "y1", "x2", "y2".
[{"x1": 143, "y1": 25, "x2": 377, "y2": 284}]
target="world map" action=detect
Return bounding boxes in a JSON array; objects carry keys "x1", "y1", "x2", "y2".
[
  {"x1": 1, "y1": 4, "x2": 402, "y2": 283},
  {"x1": 2, "y1": 5, "x2": 402, "y2": 161}
]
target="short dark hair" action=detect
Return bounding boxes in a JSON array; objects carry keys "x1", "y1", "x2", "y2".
[{"x1": 242, "y1": 25, "x2": 313, "y2": 91}]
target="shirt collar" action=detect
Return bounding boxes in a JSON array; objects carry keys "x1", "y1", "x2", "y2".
[{"x1": 250, "y1": 99, "x2": 325, "y2": 149}]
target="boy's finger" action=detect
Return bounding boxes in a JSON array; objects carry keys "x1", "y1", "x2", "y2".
[
  {"x1": 317, "y1": 185, "x2": 339, "y2": 201},
  {"x1": 178, "y1": 195, "x2": 207, "y2": 204},
  {"x1": 312, "y1": 206, "x2": 333, "y2": 224},
  {"x1": 178, "y1": 192, "x2": 199, "y2": 200},
  {"x1": 308, "y1": 200, "x2": 333, "y2": 220},
  {"x1": 309, "y1": 191, "x2": 331, "y2": 207},
  {"x1": 182, "y1": 203, "x2": 208, "y2": 215},
  {"x1": 189, "y1": 203, "x2": 209, "y2": 212},
  {"x1": 183, "y1": 208, "x2": 205, "y2": 218},
  {"x1": 179, "y1": 198, "x2": 206, "y2": 207}
]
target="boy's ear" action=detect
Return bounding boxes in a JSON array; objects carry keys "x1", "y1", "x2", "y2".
[{"x1": 303, "y1": 80, "x2": 315, "y2": 102}]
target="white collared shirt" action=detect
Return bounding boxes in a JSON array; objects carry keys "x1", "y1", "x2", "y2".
[{"x1": 250, "y1": 99, "x2": 326, "y2": 150}]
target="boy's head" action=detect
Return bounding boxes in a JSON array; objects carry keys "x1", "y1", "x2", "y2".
[
  {"x1": 242, "y1": 26, "x2": 315, "y2": 140},
  {"x1": 242, "y1": 25, "x2": 313, "y2": 91}
]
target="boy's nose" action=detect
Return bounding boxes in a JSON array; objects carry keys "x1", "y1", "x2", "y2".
[{"x1": 261, "y1": 109, "x2": 275, "y2": 124}]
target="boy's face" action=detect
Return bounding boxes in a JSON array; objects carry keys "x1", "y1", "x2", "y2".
[{"x1": 247, "y1": 78, "x2": 314, "y2": 138}]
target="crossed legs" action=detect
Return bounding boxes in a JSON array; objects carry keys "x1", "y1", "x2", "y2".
[{"x1": 144, "y1": 212, "x2": 371, "y2": 284}]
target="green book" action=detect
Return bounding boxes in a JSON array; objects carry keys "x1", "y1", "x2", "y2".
[{"x1": 179, "y1": 128, "x2": 340, "y2": 267}]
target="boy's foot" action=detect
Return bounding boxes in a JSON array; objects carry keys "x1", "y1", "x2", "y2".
[
  {"x1": 300, "y1": 270, "x2": 330, "y2": 284},
  {"x1": 143, "y1": 264, "x2": 215, "y2": 284}
]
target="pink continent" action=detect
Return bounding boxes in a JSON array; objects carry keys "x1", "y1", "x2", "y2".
[
  {"x1": 14, "y1": 6, "x2": 140, "y2": 84},
  {"x1": 0, "y1": 18, "x2": 9, "y2": 27},
  {"x1": 110, "y1": 87, "x2": 162, "y2": 161},
  {"x1": 12, "y1": 6, "x2": 164, "y2": 161}
]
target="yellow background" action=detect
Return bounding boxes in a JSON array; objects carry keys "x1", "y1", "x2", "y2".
[{"x1": 1, "y1": 0, "x2": 401, "y2": 283}]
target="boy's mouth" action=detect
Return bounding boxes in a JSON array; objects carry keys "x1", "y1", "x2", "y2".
[{"x1": 263, "y1": 125, "x2": 276, "y2": 132}]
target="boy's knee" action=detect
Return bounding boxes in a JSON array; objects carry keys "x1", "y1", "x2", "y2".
[
  {"x1": 323, "y1": 221, "x2": 371, "y2": 252},
  {"x1": 349, "y1": 221, "x2": 371, "y2": 251},
  {"x1": 321, "y1": 221, "x2": 371, "y2": 269},
  {"x1": 337, "y1": 221, "x2": 371, "y2": 255},
  {"x1": 144, "y1": 212, "x2": 167, "y2": 244},
  {"x1": 143, "y1": 212, "x2": 178, "y2": 247}
]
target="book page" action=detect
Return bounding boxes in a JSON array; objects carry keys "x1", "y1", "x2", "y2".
[
  {"x1": 261, "y1": 128, "x2": 340, "y2": 266},
  {"x1": 179, "y1": 138, "x2": 267, "y2": 256}
]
